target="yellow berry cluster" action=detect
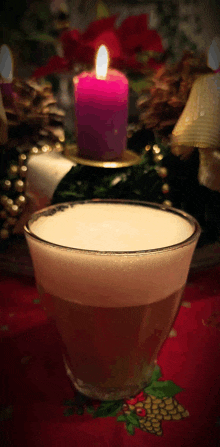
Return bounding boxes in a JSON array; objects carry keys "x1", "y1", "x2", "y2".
[{"x1": 124, "y1": 394, "x2": 189, "y2": 436}]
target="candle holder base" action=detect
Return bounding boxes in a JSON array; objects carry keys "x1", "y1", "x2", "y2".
[{"x1": 64, "y1": 144, "x2": 141, "y2": 168}]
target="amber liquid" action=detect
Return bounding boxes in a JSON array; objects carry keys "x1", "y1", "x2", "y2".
[{"x1": 38, "y1": 286, "x2": 183, "y2": 399}]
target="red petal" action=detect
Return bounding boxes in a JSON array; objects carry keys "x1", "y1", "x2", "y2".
[
  {"x1": 141, "y1": 30, "x2": 164, "y2": 53},
  {"x1": 74, "y1": 43, "x2": 95, "y2": 65},
  {"x1": 126, "y1": 396, "x2": 138, "y2": 405},
  {"x1": 136, "y1": 391, "x2": 145, "y2": 402},
  {"x1": 123, "y1": 29, "x2": 164, "y2": 54},
  {"x1": 115, "y1": 55, "x2": 143, "y2": 72},
  {"x1": 89, "y1": 30, "x2": 122, "y2": 60},
  {"x1": 82, "y1": 16, "x2": 118, "y2": 43},
  {"x1": 32, "y1": 56, "x2": 69, "y2": 79},
  {"x1": 118, "y1": 14, "x2": 149, "y2": 42},
  {"x1": 60, "y1": 29, "x2": 81, "y2": 60},
  {"x1": 61, "y1": 29, "x2": 81, "y2": 44}
]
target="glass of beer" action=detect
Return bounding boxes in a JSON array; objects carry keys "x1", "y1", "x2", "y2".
[{"x1": 24, "y1": 200, "x2": 200, "y2": 400}]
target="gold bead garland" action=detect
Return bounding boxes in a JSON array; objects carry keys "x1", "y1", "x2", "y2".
[
  {"x1": 0, "y1": 141, "x2": 64, "y2": 240},
  {"x1": 18, "y1": 154, "x2": 27, "y2": 164},
  {"x1": 152, "y1": 144, "x2": 172, "y2": 207},
  {"x1": 15, "y1": 195, "x2": 26, "y2": 206},
  {"x1": 14, "y1": 179, "x2": 25, "y2": 193},
  {"x1": 2, "y1": 179, "x2": 11, "y2": 190},
  {"x1": 161, "y1": 183, "x2": 170, "y2": 194},
  {"x1": 9, "y1": 165, "x2": 19, "y2": 176},
  {"x1": 0, "y1": 228, "x2": 9, "y2": 239},
  {"x1": 163, "y1": 200, "x2": 172, "y2": 207},
  {"x1": 0, "y1": 149, "x2": 28, "y2": 239},
  {"x1": 19, "y1": 165, "x2": 28, "y2": 177}
]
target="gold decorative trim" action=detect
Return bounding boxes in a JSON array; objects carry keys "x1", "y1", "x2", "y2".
[{"x1": 64, "y1": 144, "x2": 142, "y2": 168}]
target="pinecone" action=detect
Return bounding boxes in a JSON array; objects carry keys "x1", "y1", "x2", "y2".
[
  {"x1": 139, "y1": 52, "x2": 213, "y2": 143},
  {"x1": 1, "y1": 77, "x2": 65, "y2": 151},
  {"x1": 0, "y1": 78, "x2": 65, "y2": 241}
]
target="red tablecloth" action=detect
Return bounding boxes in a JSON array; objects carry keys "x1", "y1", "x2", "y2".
[{"x1": 1, "y1": 267, "x2": 220, "y2": 447}]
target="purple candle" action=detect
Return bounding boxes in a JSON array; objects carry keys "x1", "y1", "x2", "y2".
[{"x1": 73, "y1": 46, "x2": 128, "y2": 161}]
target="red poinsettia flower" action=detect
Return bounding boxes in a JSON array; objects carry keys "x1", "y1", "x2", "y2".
[
  {"x1": 61, "y1": 29, "x2": 81, "y2": 61},
  {"x1": 117, "y1": 14, "x2": 163, "y2": 55},
  {"x1": 33, "y1": 55, "x2": 70, "y2": 79},
  {"x1": 32, "y1": 14, "x2": 164, "y2": 78}
]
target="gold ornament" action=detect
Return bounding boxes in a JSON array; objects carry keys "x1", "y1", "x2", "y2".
[
  {"x1": 30, "y1": 147, "x2": 39, "y2": 154},
  {"x1": 158, "y1": 167, "x2": 168, "y2": 178},
  {"x1": 163, "y1": 200, "x2": 172, "y2": 207},
  {"x1": 15, "y1": 195, "x2": 26, "y2": 206},
  {"x1": 172, "y1": 74, "x2": 220, "y2": 149},
  {"x1": 14, "y1": 179, "x2": 25, "y2": 192},
  {"x1": 2, "y1": 179, "x2": 12, "y2": 190},
  {"x1": 18, "y1": 153, "x2": 27, "y2": 165},
  {"x1": 162, "y1": 183, "x2": 170, "y2": 193},
  {"x1": 42, "y1": 144, "x2": 50, "y2": 153},
  {"x1": 8, "y1": 204, "x2": 19, "y2": 216},
  {"x1": 6, "y1": 198, "x2": 13, "y2": 207},
  {"x1": 19, "y1": 165, "x2": 28, "y2": 177},
  {"x1": 198, "y1": 148, "x2": 220, "y2": 192},
  {"x1": 55, "y1": 142, "x2": 62, "y2": 152},
  {"x1": 171, "y1": 73, "x2": 220, "y2": 191},
  {"x1": 9, "y1": 164, "x2": 19, "y2": 175},
  {"x1": 153, "y1": 144, "x2": 160, "y2": 154},
  {"x1": 0, "y1": 228, "x2": 9, "y2": 239},
  {"x1": 154, "y1": 154, "x2": 164, "y2": 163},
  {"x1": 0, "y1": 195, "x2": 9, "y2": 206}
]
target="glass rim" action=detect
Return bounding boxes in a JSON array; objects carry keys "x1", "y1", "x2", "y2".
[{"x1": 24, "y1": 199, "x2": 201, "y2": 255}]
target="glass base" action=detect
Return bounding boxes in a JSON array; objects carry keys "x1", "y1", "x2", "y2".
[{"x1": 63, "y1": 356, "x2": 155, "y2": 401}]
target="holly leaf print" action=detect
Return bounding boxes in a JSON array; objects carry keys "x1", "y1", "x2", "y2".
[
  {"x1": 144, "y1": 380, "x2": 183, "y2": 398},
  {"x1": 93, "y1": 400, "x2": 123, "y2": 418}
]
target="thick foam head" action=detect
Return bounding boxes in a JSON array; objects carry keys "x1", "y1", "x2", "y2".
[
  {"x1": 31, "y1": 203, "x2": 193, "y2": 251},
  {"x1": 25, "y1": 201, "x2": 200, "y2": 307}
]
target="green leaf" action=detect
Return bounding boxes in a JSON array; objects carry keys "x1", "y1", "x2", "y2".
[
  {"x1": 126, "y1": 422, "x2": 135, "y2": 435},
  {"x1": 117, "y1": 414, "x2": 127, "y2": 422},
  {"x1": 150, "y1": 365, "x2": 162, "y2": 383},
  {"x1": 76, "y1": 407, "x2": 84, "y2": 415},
  {"x1": 87, "y1": 405, "x2": 95, "y2": 415},
  {"x1": 28, "y1": 33, "x2": 56, "y2": 44},
  {"x1": 93, "y1": 401, "x2": 123, "y2": 418},
  {"x1": 130, "y1": 78, "x2": 149, "y2": 94},
  {"x1": 126, "y1": 412, "x2": 140, "y2": 427},
  {"x1": 63, "y1": 407, "x2": 75, "y2": 417},
  {"x1": 63, "y1": 399, "x2": 75, "y2": 406},
  {"x1": 96, "y1": 1, "x2": 110, "y2": 19},
  {"x1": 0, "y1": 325, "x2": 9, "y2": 331},
  {"x1": 145, "y1": 380, "x2": 183, "y2": 398}
]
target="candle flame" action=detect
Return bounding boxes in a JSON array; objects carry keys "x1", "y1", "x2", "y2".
[{"x1": 96, "y1": 45, "x2": 109, "y2": 79}]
